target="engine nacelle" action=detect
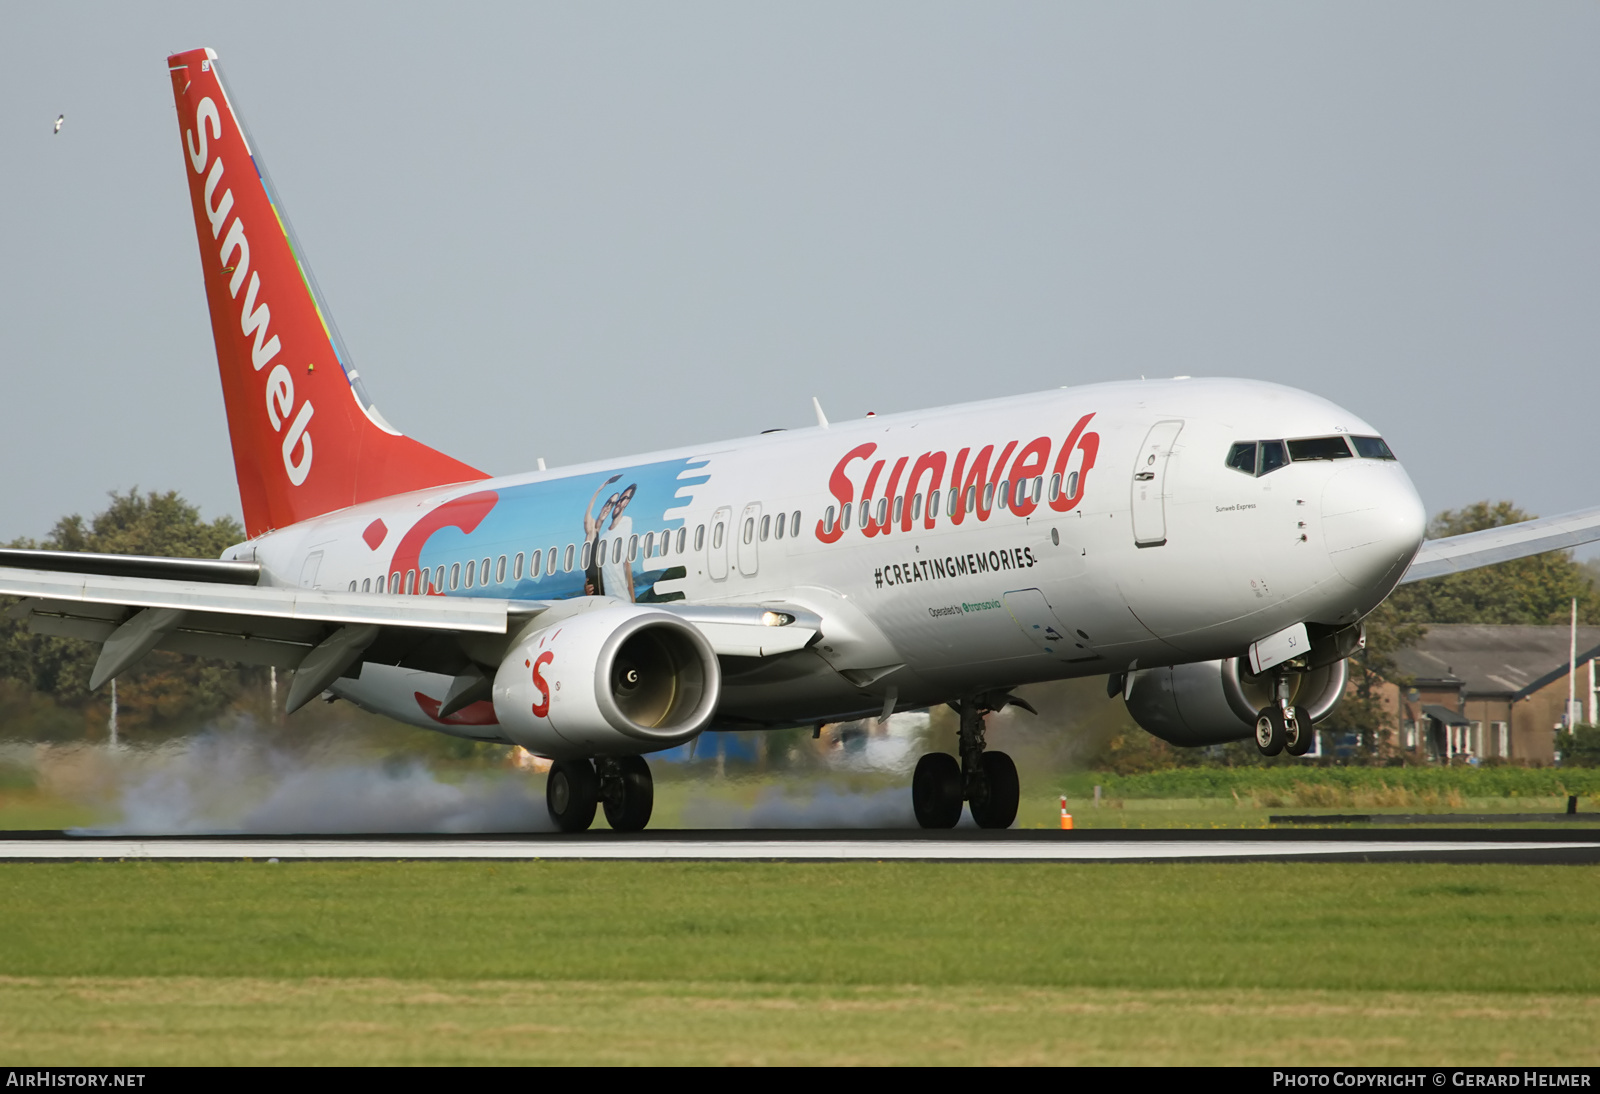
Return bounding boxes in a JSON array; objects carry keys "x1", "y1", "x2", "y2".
[
  {"x1": 492, "y1": 603, "x2": 720, "y2": 759},
  {"x1": 1124, "y1": 656, "x2": 1348, "y2": 747}
]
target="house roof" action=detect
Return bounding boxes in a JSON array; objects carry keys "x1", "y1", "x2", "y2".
[
  {"x1": 1422, "y1": 703, "x2": 1472, "y2": 726},
  {"x1": 1393, "y1": 624, "x2": 1600, "y2": 700}
]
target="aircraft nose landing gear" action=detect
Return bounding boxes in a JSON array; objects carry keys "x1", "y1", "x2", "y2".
[
  {"x1": 912, "y1": 692, "x2": 1022, "y2": 829},
  {"x1": 1254, "y1": 672, "x2": 1316, "y2": 758}
]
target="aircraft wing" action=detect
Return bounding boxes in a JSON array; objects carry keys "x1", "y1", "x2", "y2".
[
  {"x1": 1400, "y1": 505, "x2": 1600, "y2": 584},
  {"x1": 0, "y1": 553, "x2": 819, "y2": 713}
]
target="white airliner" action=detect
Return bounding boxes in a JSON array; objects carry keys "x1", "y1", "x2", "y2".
[{"x1": 4, "y1": 48, "x2": 1598, "y2": 832}]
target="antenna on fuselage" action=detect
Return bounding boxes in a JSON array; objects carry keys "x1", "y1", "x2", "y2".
[{"x1": 812, "y1": 397, "x2": 830, "y2": 430}]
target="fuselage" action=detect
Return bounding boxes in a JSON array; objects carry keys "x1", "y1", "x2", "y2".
[{"x1": 225, "y1": 377, "x2": 1426, "y2": 744}]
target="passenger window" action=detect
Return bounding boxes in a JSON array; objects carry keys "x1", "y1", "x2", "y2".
[
  {"x1": 676, "y1": 527, "x2": 687, "y2": 554},
  {"x1": 695, "y1": 525, "x2": 706, "y2": 551},
  {"x1": 464, "y1": 560, "x2": 475, "y2": 588},
  {"x1": 893, "y1": 496, "x2": 904, "y2": 524},
  {"x1": 948, "y1": 490, "x2": 960, "y2": 517},
  {"x1": 1048, "y1": 473, "x2": 1061, "y2": 502},
  {"x1": 824, "y1": 506, "x2": 836, "y2": 533},
  {"x1": 644, "y1": 532, "x2": 656, "y2": 557},
  {"x1": 1288, "y1": 436, "x2": 1353, "y2": 461},
  {"x1": 982, "y1": 483, "x2": 995, "y2": 511},
  {"x1": 435, "y1": 565, "x2": 445, "y2": 592},
  {"x1": 1033, "y1": 477, "x2": 1043, "y2": 503},
  {"x1": 759, "y1": 515, "x2": 770, "y2": 541},
  {"x1": 774, "y1": 514, "x2": 785, "y2": 540},
  {"x1": 712, "y1": 522, "x2": 725, "y2": 550},
  {"x1": 1065, "y1": 471, "x2": 1079, "y2": 500},
  {"x1": 361, "y1": 578, "x2": 371, "y2": 592},
  {"x1": 1260, "y1": 441, "x2": 1289, "y2": 475},
  {"x1": 563, "y1": 544, "x2": 575, "y2": 572},
  {"x1": 875, "y1": 498, "x2": 888, "y2": 526},
  {"x1": 450, "y1": 562, "x2": 460, "y2": 590},
  {"x1": 496, "y1": 555, "x2": 507, "y2": 584},
  {"x1": 742, "y1": 518, "x2": 754, "y2": 545},
  {"x1": 997, "y1": 482, "x2": 1009, "y2": 510},
  {"x1": 627, "y1": 535, "x2": 638, "y2": 562},
  {"x1": 965, "y1": 485, "x2": 977, "y2": 513},
  {"x1": 928, "y1": 490, "x2": 940, "y2": 518},
  {"x1": 407, "y1": 569, "x2": 417, "y2": 594},
  {"x1": 613, "y1": 539, "x2": 624, "y2": 564},
  {"x1": 348, "y1": 580, "x2": 357, "y2": 592},
  {"x1": 512, "y1": 553, "x2": 524, "y2": 581},
  {"x1": 841, "y1": 503, "x2": 852, "y2": 531},
  {"x1": 1226, "y1": 442, "x2": 1257, "y2": 475},
  {"x1": 581, "y1": 541, "x2": 592, "y2": 570},
  {"x1": 1351, "y1": 436, "x2": 1396, "y2": 460}
]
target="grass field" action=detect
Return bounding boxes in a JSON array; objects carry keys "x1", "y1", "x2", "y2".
[{"x1": 1, "y1": 861, "x2": 1596, "y2": 1065}]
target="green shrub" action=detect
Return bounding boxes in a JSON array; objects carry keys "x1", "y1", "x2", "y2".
[{"x1": 1058, "y1": 765, "x2": 1600, "y2": 800}]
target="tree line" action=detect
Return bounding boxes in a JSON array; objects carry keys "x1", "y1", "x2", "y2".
[{"x1": 0, "y1": 490, "x2": 260, "y2": 740}]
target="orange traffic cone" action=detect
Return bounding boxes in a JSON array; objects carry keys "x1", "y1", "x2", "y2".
[{"x1": 1060, "y1": 796, "x2": 1073, "y2": 830}]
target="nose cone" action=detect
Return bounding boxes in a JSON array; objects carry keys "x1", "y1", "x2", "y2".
[{"x1": 1321, "y1": 462, "x2": 1426, "y2": 611}]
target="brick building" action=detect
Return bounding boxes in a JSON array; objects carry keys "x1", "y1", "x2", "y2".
[{"x1": 1381, "y1": 624, "x2": 1600, "y2": 764}]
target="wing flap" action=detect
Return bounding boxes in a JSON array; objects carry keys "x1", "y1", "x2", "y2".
[{"x1": 0, "y1": 566, "x2": 519, "y2": 632}]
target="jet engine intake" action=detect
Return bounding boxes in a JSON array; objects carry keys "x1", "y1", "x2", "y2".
[
  {"x1": 492, "y1": 604, "x2": 720, "y2": 759},
  {"x1": 1124, "y1": 656, "x2": 1348, "y2": 747}
]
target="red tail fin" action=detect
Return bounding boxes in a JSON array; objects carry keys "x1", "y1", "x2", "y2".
[{"x1": 167, "y1": 48, "x2": 487, "y2": 538}]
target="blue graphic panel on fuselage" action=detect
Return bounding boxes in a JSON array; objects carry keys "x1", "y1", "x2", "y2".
[{"x1": 409, "y1": 457, "x2": 709, "y2": 603}]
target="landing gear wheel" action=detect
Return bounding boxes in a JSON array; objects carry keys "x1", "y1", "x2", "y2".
[
  {"x1": 602, "y1": 756, "x2": 655, "y2": 832},
  {"x1": 546, "y1": 759, "x2": 598, "y2": 832},
  {"x1": 1255, "y1": 707, "x2": 1286, "y2": 757},
  {"x1": 1284, "y1": 706, "x2": 1316, "y2": 757},
  {"x1": 969, "y1": 751, "x2": 1019, "y2": 829},
  {"x1": 912, "y1": 753, "x2": 962, "y2": 829}
]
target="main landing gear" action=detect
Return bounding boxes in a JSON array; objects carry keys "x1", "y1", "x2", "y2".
[
  {"x1": 912, "y1": 693, "x2": 1022, "y2": 829},
  {"x1": 1253, "y1": 673, "x2": 1315, "y2": 758},
  {"x1": 545, "y1": 755, "x2": 655, "y2": 832}
]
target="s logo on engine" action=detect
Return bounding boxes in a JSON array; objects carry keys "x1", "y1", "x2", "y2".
[{"x1": 529, "y1": 651, "x2": 554, "y2": 718}]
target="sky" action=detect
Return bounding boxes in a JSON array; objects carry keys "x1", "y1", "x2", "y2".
[{"x1": 1, "y1": 3, "x2": 1596, "y2": 552}]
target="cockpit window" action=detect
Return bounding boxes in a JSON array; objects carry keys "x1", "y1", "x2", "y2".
[
  {"x1": 1224, "y1": 439, "x2": 1291, "y2": 477},
  {"x1": 1228, "y1": 435, "x2": 1389, "y2": 476},
  {"x1": 1351, "y1": 435, "x2": 1396, "y2": 460},
  {"x1": 1288, "y1": 436, "x2": 1353, "y2": 461},
  {"x1": 1225, "y1": 442, "x2": 1257, "y2": 475}
]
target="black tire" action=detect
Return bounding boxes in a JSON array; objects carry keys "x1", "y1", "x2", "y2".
[
  {"x1": 970, "y1": 751, "x2": 1020, "y2": 829},
  {"x1": 546, "y1": 759, "x2": 598, "y2": 833},
  {"x1": 602, "y1": 755, "x2": 655, "y2": 832},
  {"x1": 912, "y1": 753, "x2": 962, "y2": 829},
  {"x1": 1284, "y1": 706, "x2": 1316, "y2": 757},
  {"x1": 1255, "y1": 707, "x2": 1286, "y2": 757}
]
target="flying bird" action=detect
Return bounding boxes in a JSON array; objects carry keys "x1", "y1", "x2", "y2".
[{"x1": 53, "y1": 114, "x2": 64, "y2": 134}]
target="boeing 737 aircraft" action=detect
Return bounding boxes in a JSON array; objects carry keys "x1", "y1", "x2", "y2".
[{"x1": 3, "y1": 48, "x2": 1598, "y2": 832}]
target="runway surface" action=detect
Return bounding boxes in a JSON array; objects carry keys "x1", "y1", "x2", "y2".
[{"x1": 1, "y1": 829, "x2": 1596, "y2": 863}]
